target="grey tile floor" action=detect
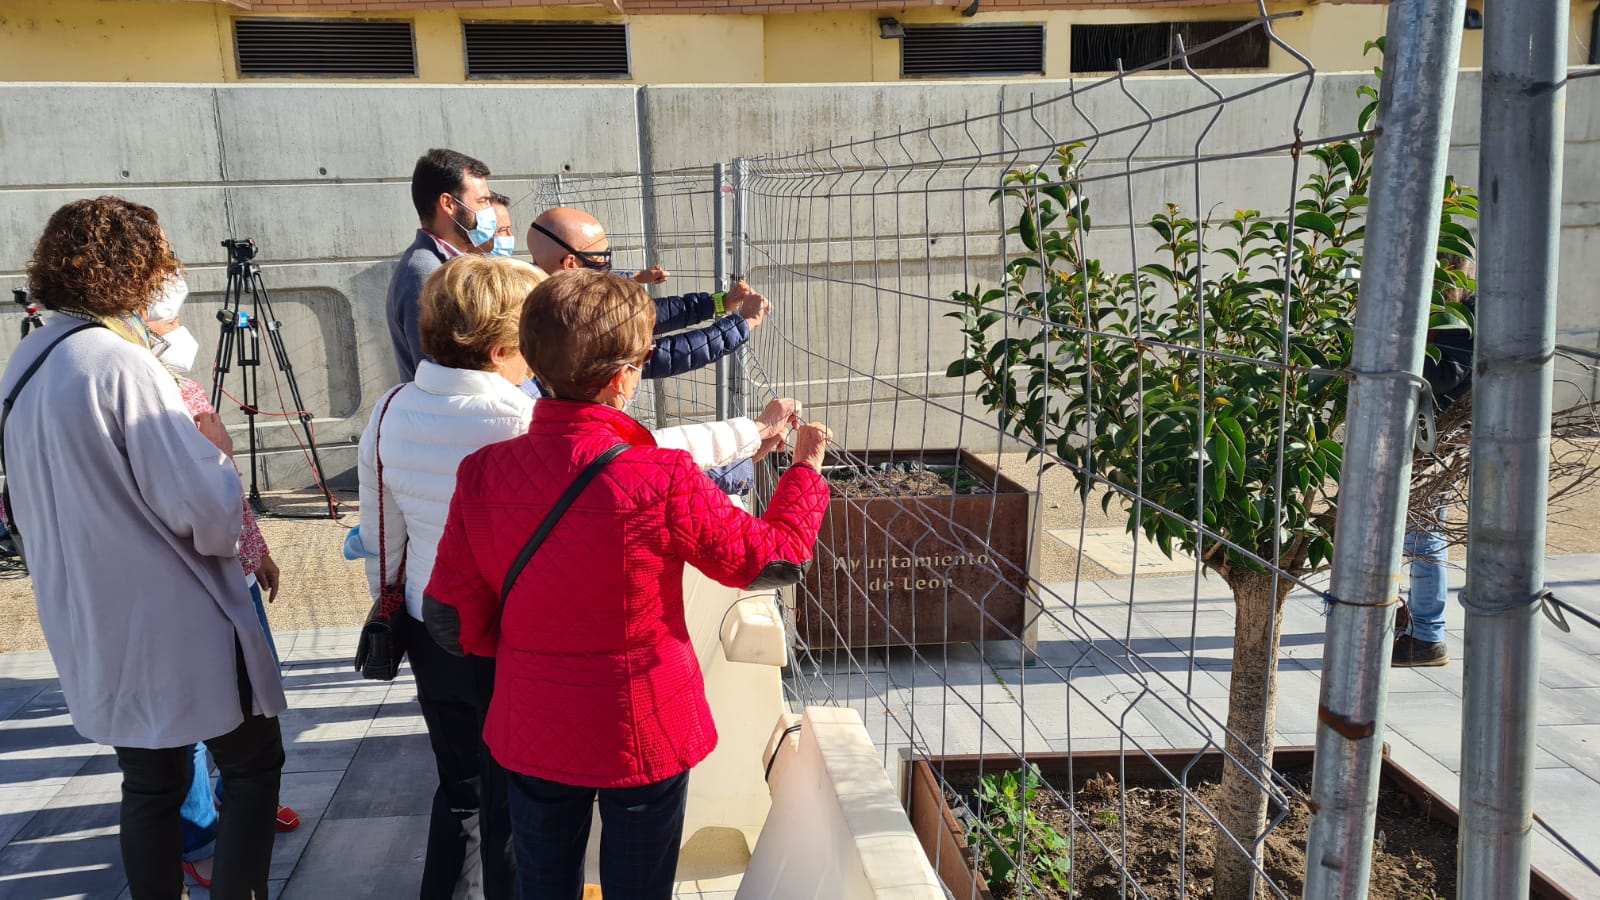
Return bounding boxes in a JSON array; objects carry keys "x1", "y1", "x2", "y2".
[{"x1": 0, "y1": 557, "x2": 1596, "y2": 898}]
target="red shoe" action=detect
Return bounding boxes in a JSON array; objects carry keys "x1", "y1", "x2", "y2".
[
  {"x1": 183, "y1": 861, "x2": 213, "y2": 889},
  {"x1": 275, "y1": 804, "x2": 300, "y2": 832}
]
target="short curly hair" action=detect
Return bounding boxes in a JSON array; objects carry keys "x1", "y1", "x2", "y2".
[
  {"x1": 28, "y1": 197, "x2": 180, "y2": 317},
  {"x1": 419, "y1": 256, "x2": 547, "y2": 371}
]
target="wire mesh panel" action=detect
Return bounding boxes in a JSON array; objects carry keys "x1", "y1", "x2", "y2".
[
  {"x1": 504, "y1": 16, "x2": 1598, "y2": 895},
  {"x1": 531, "y1": 168, "x2": 728, "y2": 431},
  {"x1": 728, "y1": 12, "x2": 1411, "y2": 899}
]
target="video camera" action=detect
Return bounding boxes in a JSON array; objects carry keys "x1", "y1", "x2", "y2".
[{"x1": 222, "y1": 237, "x2": 258, "y2": 264}]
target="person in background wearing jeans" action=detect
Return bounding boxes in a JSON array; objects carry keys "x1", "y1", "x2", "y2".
[
  {"x1": 1394, "y1": 256, "x2": 1476, "y2": 668},
  {"x1": 423, "y1": 270, "x2": 832, "y2": 900},
  {"x1": 1, "y1": 197, "x2": 285, "y2": 899}
]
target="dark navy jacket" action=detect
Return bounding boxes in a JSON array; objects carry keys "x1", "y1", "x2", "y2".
[
  {"x1": 646, "y1": 292, "x2": 750, "y2": 379},
  {"x1": 387, "y1": 230, "x2": 454, "y2": 382}
]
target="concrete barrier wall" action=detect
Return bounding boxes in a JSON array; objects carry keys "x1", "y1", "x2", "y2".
[{"x1": 1, "y1": 73, "x2": 1595, "y2": 484}]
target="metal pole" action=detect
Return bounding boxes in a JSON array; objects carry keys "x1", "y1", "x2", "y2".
[
  {"x1": 729, "y1": 157, "x2": 749, "y2": 420},
  {"x1": 1302, "y1": 0, "x2": 1466, "y2": 896},
  {"x1": 713, "y1": 161, "x2": 730, "y2": 420},
  {"x1": 1459, "y1": 3, "x2": 1566, "y2": 897},
  {"x1": 635, "y1": 90, "x2": 670, "y2": 430}
]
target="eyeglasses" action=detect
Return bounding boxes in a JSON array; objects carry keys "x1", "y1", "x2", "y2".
[{"x1": 530, "y1": 223, "x2": 613, "y2": 272}]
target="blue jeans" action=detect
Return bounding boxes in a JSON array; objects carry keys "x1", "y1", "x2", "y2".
[
  {"x1": 183, "y1": 581, "x2": 280, "y2": 858},
  {"x1": 507, "y1": 769, "x2": 689, "y2": 900},
  {"x1": 1404, "y1": 528, "x2": 1450, "y2": 643}
]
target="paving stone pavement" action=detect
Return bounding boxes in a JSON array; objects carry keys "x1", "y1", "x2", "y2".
[{"x1": 1, "y1": 558, "x2": 1597, "y2": 898}]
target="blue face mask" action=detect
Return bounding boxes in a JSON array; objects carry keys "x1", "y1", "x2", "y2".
[
  {"x1": 489, "y1": 235, "x2": 516, "y2": 258},
  {"x1": 451, "y1": 195, "x2": 498, "y2": 246}
]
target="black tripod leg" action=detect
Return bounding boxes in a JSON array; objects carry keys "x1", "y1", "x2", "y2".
[
  {"x1": 242, "y1": 323, "x2": 265, "y2": 515},
  {"x1": 250, "y1": 271, "x2": 337, "y2": 517}
]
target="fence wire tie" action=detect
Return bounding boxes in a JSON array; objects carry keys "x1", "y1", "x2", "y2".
[
  {"x1": 1318, "y1": 590, "x2": 1401, "y2": 615},
  {"x1": 1344, "y1": 366, "x2": 1437, "y2": 450},
  {"x1": 1540, "y1": 590, "x2": 1600, "y2": 633},
  {"x1": 1465, "y1": 586, "x2": 1561, "y2": 621}
]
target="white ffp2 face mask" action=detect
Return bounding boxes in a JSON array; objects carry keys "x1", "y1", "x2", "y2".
[
  {"x1": 155, "y1": 325, "x2": 201, "y2": 373},
  {"x1": 148, "y1": 274, "x2": 189, "y2": 323}
]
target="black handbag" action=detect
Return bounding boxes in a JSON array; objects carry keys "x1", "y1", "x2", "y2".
[{"x1": 355, "y1": 388, "x2": 410, "y2": 681}]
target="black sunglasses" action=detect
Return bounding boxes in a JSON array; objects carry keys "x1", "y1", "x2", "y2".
[{"x1": 530, "y1": 223, "x2": 613, "y2": 272}]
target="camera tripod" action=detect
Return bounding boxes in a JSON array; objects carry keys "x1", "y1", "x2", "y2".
[
  {"x1": 12, "y1": 290, "x2": 44, "y2": 340},
  {"x1": 209, "y1": 238, "x2": 336, "y2": 518}
]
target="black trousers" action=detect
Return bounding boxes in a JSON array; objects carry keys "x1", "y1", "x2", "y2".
[
  {"x1": 402, "y1": 612, "x2": 514, "y2": 900},
  {"x1": 114, "y1": 712, "x2": 284, "y2": 900},
  {"x1": 506, "y1": 770, "x2": 690, "y2": 900}
]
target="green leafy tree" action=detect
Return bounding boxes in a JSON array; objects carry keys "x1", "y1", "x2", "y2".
[{"x1": 947, "y1": 58, "x2": 1475, "y2": 897}]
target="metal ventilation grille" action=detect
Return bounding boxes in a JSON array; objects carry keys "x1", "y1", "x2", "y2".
[
  {"x1": 901, "y1": 24, "x2": 1046, "y2": 78},
  {"x1": 1070, "y1": 21, "x2": 1269, "y2": 73},
  {"x1": 464, "y1": 22, "x2": 630, "y2": 79},
  {"x1": 234, "y1": 18, "x2": 416, "y2": 78}
]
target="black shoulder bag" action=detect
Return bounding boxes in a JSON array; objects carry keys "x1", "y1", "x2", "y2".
[
  {"x1": 0, "y1": 321, "x2": 105, "y2": 563},
  {"x1": 355, "y1": 387, "x2": 412, "y2": 680},
  {"x1": 423, "y1": 443, "x2": 629, "y2": 657},
  {"x1": 499, "y1": 443, "x2": 631, "y2": 603}
]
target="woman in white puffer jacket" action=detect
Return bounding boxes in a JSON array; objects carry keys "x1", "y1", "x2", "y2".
[{"x1": 356, "y1": 255, "x2": 793, "y2": 900}]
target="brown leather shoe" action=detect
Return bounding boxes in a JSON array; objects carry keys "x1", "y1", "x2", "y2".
[{"x1": 1392, "y1": 633, "x2": 1449, "y2": 667}]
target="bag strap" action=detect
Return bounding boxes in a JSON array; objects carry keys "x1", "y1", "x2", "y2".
[
  {"x1": 0, "y1": 321, "x2": 105, "y2": 529},
  {"x1": 373, "y1": 386, "x2": 407, "y2": 584},
  {"x1": 499, "y1": 443, "x2": 630, "y2": 603}
]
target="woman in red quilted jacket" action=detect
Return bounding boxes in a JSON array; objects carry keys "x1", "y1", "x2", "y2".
[{"x1": 423, "y1": 270, "x2": 831, "y2": 900}]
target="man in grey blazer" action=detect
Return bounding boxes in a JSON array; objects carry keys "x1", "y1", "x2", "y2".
[{"x1": 387, "y1": 148, "x2": 497, "y2": 381}]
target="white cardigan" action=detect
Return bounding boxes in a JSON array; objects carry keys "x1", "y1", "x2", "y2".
[{"x1": 359, "y1": 361, "x2": 761, "y2": 618}]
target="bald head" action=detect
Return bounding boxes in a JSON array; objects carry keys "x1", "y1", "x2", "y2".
[{"x1": 528, "y1": 207, "x2": 612, "y2": 273}]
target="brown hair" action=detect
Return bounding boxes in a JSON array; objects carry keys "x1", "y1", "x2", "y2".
[
  {"x1": 27, "y1": 197, "x2": 181, "y2": 317},
  {"x1": 520, "y1": 270, "x2": 654, "y2": 401},
  {"x1": 419, "y1": 256, "x2": 547, "y2": 371}
]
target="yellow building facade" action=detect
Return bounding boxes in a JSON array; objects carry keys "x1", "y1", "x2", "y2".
[{"x1": 0, "y1": 0, "x2": 1594, "y2": 84}]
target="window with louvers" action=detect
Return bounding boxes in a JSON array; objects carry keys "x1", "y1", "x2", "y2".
[
  {"x1": 901, "y1": 24, "x2": 1046, "y2": 79},
  {"x1": 464, "y1": 22, "x2": 630, "y2": 79},
  {"x1": 1070, "y1": 21, "x2": 1269, "y2": 74},
  {"x1": 234, "y1": 19, "x2": 416, "y2": 78}
]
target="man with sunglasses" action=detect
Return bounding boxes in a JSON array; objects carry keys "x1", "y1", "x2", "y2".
[
  {"x1": 528, "y1": 208, "x2": 770, "y2": 380},
  {"x1": 388, "y1": 148, "x2": 498, "y2": 381}
]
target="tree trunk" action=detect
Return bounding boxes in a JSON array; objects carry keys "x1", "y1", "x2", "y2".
[{"x1": 1211, "y1": 568, "x2": 1292, "y2": 900}]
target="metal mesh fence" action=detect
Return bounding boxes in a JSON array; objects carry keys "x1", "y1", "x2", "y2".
[{"x1": 487, "y1": 11, "x2": 1600, "y2": 895}]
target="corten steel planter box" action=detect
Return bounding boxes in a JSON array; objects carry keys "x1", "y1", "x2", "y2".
[
  {"x1": 903, "y1": 747, "x2": 1579, "y2": 900},
  {"x1": 796, "y1": 449, "x2": 1035, "y2": 651}
]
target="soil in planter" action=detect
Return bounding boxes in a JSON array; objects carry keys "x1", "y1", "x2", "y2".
[
  {"x1": 825, "y1": 461, "x2": 994, "y2": 498},
  {"x1": 951, "y1": 767, "x2": 1456, "y2": 899}
]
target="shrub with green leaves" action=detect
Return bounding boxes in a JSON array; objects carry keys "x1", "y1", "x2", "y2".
[{"x1": 970, "y1": 765, "x2": 1072, "y2": 895}]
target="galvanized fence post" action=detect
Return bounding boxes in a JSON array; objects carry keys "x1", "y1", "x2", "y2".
[
  {"x1": 712, "y1": 162, "x2": 731, "y2": 421},
  {"x1": 1458, "y1": 2, "x2": 1567, "y2": 897},
  {"x1": 729, "y1": 157, "x2": 750, "y2": 420},
  {"x1": 1302, "y1": 0, "x2": 1467, "y2": 896}
]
